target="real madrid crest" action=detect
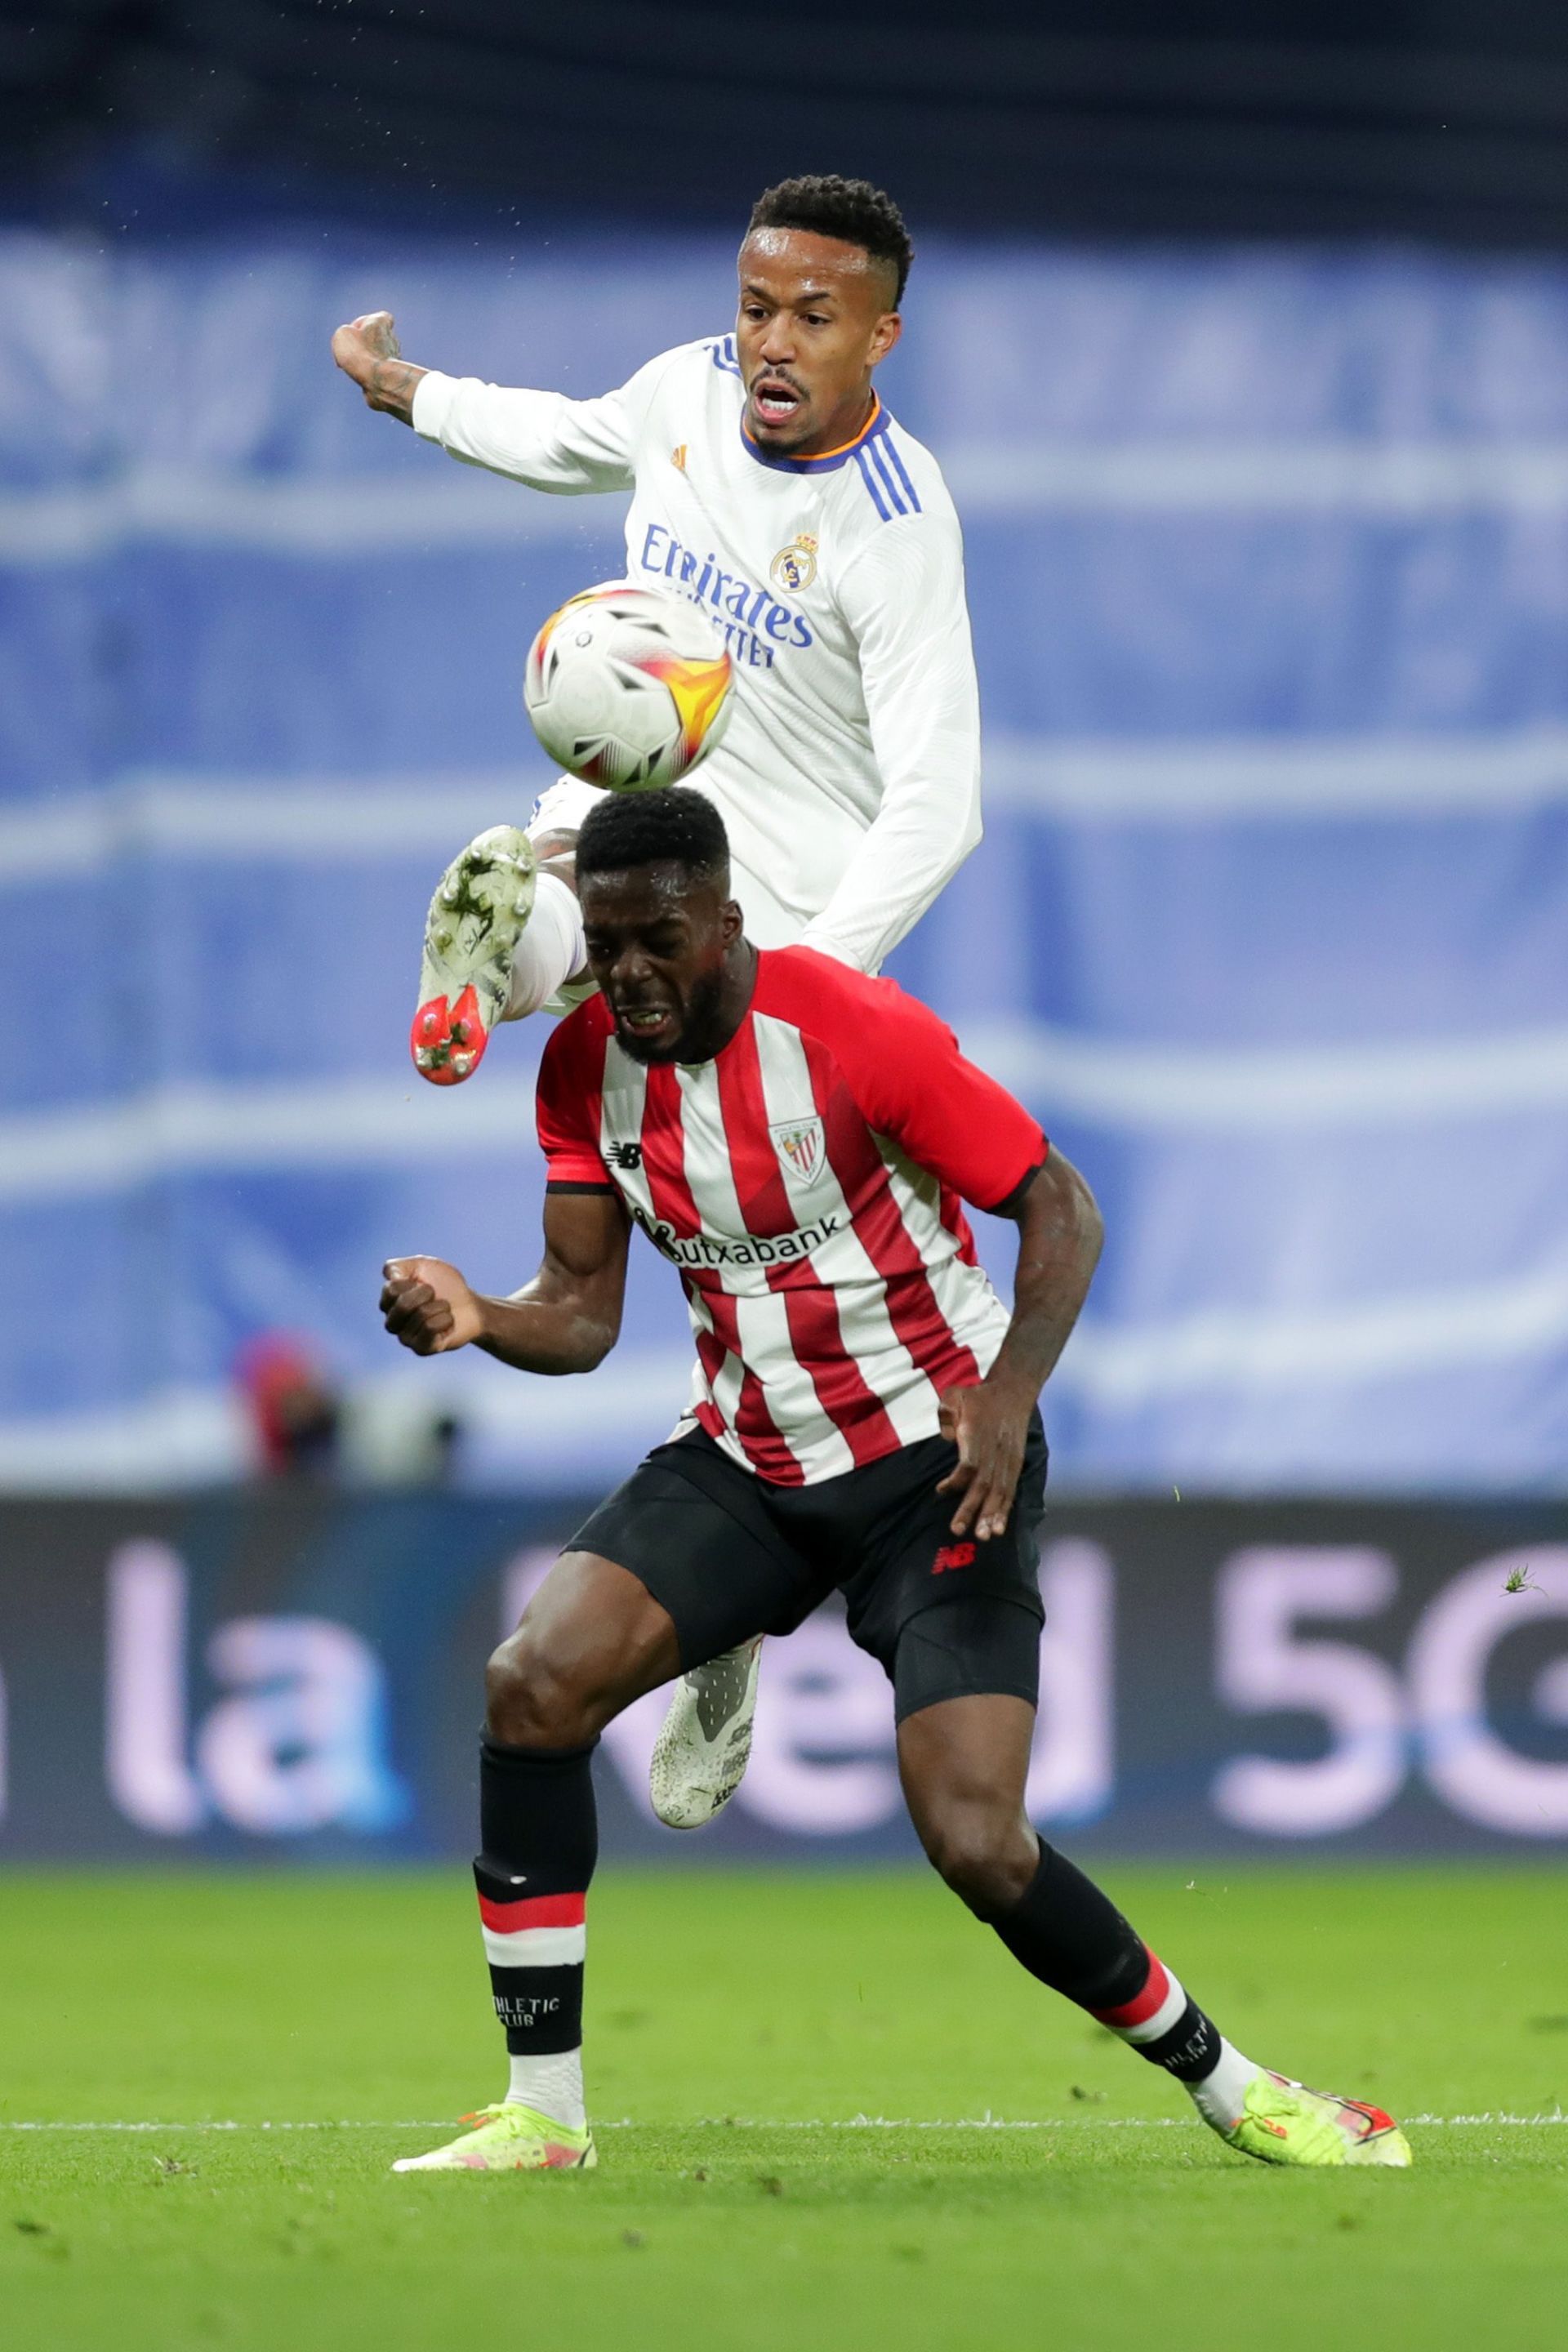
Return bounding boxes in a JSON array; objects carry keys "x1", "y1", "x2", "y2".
[{"x1": 769, "y1": 532, "x2": 818, "y2": 594}]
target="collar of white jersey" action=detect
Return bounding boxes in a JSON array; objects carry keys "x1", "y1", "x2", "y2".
[{"x1": 738, "y1": 393, "x2": 889, "y2": 476}]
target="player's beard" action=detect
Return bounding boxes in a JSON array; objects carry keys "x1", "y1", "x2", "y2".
[{"x1": 618, "y1": 961, "x2": 728, "y2": 1066}]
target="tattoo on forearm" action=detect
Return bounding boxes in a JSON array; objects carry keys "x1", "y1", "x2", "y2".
[{"x1": 368, "y1": 357, "x2": 424, "y2": 422}]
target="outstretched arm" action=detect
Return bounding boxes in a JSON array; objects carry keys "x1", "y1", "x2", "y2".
[
  {"x1": 938, "y1": 1152, "x2": 1103, "y2": 1541},
  {"x1": 381, "y1": 1188, "x2": 630, "y2": 1375},
  {"x1": 332, "y1": 309, "x2": 664, "y2": 492},
  {"x1": 331, "y1": 311, "x2": 428, "y2": 425}
]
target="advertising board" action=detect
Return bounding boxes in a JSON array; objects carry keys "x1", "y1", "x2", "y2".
[{"x1": 2, "y1": 1495, "x2": 1565, "y2": 1859}]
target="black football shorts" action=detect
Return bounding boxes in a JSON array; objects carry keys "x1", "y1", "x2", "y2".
[{"x1": 567, "y1": 1414, "x2": 1049, "y2": 1724}]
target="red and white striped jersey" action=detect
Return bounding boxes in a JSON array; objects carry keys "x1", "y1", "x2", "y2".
[{"x1": 536, "y1": 947, "x2": 1048, "y2": 1486}]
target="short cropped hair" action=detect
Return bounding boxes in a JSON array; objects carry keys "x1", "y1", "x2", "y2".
[
  {"x1": 747, "y1": 176, "x2": 912, "y2": 307},
  {"x1": 574, "y1": 786, "x2": 730, "y2": 889}
]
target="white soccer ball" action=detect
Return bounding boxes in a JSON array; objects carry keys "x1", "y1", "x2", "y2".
[{"x1": 523, "y1": 581, "x2": 733, "y2": 793}]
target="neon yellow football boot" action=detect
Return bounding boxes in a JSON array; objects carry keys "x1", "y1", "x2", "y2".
[
  {"x1": 391, "y1": 2101, "x2": 596, "y2": 2173},
  {"x1": 1225, "y1": 2071, "x2": 1412, "y2": 2168}
]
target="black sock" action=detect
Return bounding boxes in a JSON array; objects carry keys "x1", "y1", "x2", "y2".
[
  {"x1": 474, "y1": 1734, "x2": 598, "y2": 2056},
  {"x1": 994, "y1": 1844, "x2": 1223, "y2": 2082}
]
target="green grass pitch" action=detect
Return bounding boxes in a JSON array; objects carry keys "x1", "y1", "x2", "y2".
[{"x1": 3, "y1": 1865, "x2": 1566, "y2": 2352}]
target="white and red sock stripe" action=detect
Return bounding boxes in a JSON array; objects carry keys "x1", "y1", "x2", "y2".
[
  {"x1": 1091, "y1": 1945, "x2": 1260, "y2": 2129},
  {"x1": 477, "y1": 1889, "x2": 586, "y2": 1970},
  {"x1": 1089, "y1": 1947, "x2": 1189, "y2": 2047}
]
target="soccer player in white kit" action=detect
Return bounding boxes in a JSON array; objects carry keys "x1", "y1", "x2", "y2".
[{"x1": 330, "y1": 176, "x2": 982, "y2": 1828}]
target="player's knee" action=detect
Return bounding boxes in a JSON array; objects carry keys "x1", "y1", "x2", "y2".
[
  {"x1": 920, "y1": 1803, "x2": 1036, "y2": 1917},
  {"x1": 485, "y1": 1625, "x2": 598, "y2": 1748}
]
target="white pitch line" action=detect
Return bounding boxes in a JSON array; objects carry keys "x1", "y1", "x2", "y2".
[{"x1": 2, "y1": 2112, "x2": 1563, "y2": 2132}]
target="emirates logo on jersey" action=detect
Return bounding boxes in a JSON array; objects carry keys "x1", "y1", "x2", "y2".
[{"x1": 769, "y1": 1116, "x2": 825, "y2": 1183}]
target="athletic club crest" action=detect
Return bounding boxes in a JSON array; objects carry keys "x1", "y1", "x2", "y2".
[
  {"x1": 769, "y1": 1115, "x2": 825, "y2": 1183},
  {"x1": 769, "y1": 532, "x2": 818, "y2": 593}
]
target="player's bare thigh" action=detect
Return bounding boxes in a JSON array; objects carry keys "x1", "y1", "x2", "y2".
[
  {"x1": 486, "y1": 1549, "x2": 682, "y2": 1747},
  {"x1": 896, "y1": 1693, "x2": 1039, "y2": 1915}
]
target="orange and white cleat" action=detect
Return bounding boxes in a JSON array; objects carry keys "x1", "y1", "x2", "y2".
[{"x1": 410, "y1": 826, "x2": 537, "y2": 1085}]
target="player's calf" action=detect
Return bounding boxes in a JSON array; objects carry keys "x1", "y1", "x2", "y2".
[
  {"x1": 907, "y1": 1793, "x2": 1038, "y2": 1918},
  {"x1": 898, "y1": 1697, "x2": 1411, "y2": 2171},
  {"x1": 392, "y1": 1550, "x2": 682, "y2": 2178},
  {"x1": 991, "y1": 1846, "x2": 1413, "y2": 2167}
]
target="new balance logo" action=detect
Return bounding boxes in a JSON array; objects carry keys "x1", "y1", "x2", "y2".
[
  {"x1": 932, "y1": 1542, "x2": 977, "y2": 1575},
  {"x1": 608, "y1": 1140, "x2": 644, "y2": 1169}
]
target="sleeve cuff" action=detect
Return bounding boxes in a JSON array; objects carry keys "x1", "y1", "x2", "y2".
[
  {"x1": 983, "y1": 1150, "x2": 1050, "y2": 1216},
  {"x1": 542, "y1": 1154, "x2": 612, "y2": 1186},
  {"x1": 410, "y1": 370, "x2": 457, "y2": 443}
]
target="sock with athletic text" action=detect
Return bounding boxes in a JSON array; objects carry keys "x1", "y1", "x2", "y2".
[
  {"x1": 991, "y1": 1844, "x2": 1258, "y2": 2132},
  {"x1": 474, "y1": 1733, "x2": 598, "y2": 2130}
]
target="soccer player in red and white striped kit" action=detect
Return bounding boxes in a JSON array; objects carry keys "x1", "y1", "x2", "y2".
[{"x1": 379, "y1": 788, "x2": 1410, "y2": 2175}]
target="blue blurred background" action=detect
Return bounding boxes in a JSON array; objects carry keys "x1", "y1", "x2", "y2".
[
  {"x1": 2, "y1": 2, "x2": 1567, "y2": 1856},
  {"x1": 5, "y1": 216, "x2": 1568, "y2": 1491}
]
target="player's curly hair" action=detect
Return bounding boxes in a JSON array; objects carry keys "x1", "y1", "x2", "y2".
[
  {"x1": 575, "y1": 786, "x2": 730, "y2": 887},
  {"x1": 747, "y1": 176, "x2": 912, "y2": 306}
]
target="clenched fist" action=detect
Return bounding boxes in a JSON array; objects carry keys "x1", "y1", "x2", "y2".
[
  {"x1": 381, "y1": 1256, "x2": 485, "y2": 1354},
  {"x1": 331, "y1": 312, "x2": 425, "y2": 421}
]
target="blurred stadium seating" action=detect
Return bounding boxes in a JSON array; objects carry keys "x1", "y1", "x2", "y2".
[{"x1": 2, "y1": 229, "x2": 1567, "y2": 1493}]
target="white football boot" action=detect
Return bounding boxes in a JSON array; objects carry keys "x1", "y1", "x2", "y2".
[
  {"x1": 648, "y1": 1637, "x2": 764, "y2": 1829},
  {"x1": 410, "y1": 825, "x2": 537, "y2": 1085}
]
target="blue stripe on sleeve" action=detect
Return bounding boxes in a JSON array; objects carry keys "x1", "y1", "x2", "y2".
[
  {"x1": 882, "y1": 434, "x2": 923, "y2": 513},
  {"x1": 866, "y1": 437, "x2": 910, "y2": 516},
  {"x1": 853, "y1": 448, "x2": 892, "y2": 519}
]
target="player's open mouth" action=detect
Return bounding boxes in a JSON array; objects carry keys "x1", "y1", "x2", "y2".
[
  {"x1": 615, "y1": 1004, "x2": 675, "y2": 1044},
  {"x1": 751, "y1": 377, "x2": 802, "y2": 428}
]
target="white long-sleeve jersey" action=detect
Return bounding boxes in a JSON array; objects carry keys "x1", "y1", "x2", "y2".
[{"x1": 411, "y1": 334, "x2": 982, "y2": 973}]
